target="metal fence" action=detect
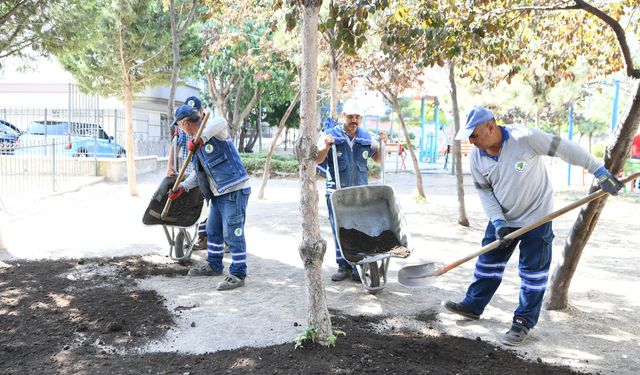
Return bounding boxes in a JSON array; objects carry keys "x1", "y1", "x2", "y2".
[
  {"x1": 0, "y1": 107, "x2": 171, "y2": 205},
  {"x1": 1, "y1": 107, "x2": 171, "y2": 157}
]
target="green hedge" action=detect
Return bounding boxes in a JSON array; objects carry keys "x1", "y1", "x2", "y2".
[
  {"x1": 240, "y1": 153, "x2": 298, "y2": 176},
  {"x1": 240, "y1": 152, "x2": 380, "y2": 178}
]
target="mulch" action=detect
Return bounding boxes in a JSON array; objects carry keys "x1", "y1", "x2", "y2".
[{"x1": 0, "y1": 256, "x2": 593, "y2": 375}]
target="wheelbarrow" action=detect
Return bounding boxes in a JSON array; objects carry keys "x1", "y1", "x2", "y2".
[
  {"x1": 329, "y1": 143, "x2": 412, "y2": 293},
  {"x1": 142, "y1": 175, "x2": 204, "y2": 264},
  {"x1": 142, "y1": 121, "x2": 208, "y2": 264}
]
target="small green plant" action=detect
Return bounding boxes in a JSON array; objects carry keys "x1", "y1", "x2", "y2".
[
  {"x1": 327, "y1": 329, "x2": 346, "y2": 348},
  {"x1": 294, "y1": 327, "x2": 317, "y2": 349},
  {"x1": 293, "y1": 327, "x2": 346, "y2": 349}
]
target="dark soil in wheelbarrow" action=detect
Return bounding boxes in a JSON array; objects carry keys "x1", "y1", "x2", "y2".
[
  {"x1": 339, "y1": 228, "x2": 410, "y2": 262},
  {"x1": 0, "y1": 256, "x2": 591, "y2": 375}
]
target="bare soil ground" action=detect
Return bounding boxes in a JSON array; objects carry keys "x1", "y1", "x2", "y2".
[
  {"x1": 1, "y1": 168, "x2": 638, "y2": 375},
  {"x1": 0, "y1": 257, "x2": 588, "y2": 375}
]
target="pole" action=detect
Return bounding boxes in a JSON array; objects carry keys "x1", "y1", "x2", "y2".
[
  {"x1": 611, "y1": 79, "x2": 620, "y2": 134},
  {"x1": 433, "y1": 98, "x2": 439, "y2": 162},
  {"x1": 567, "y1": 104, "x2": 574, "y2": 188},
  {"x1": 419, "y1": 96, "x2": 425, "y2": 161}
]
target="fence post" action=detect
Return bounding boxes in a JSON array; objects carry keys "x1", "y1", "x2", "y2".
[
  {"x1": 94, "y1": 133, "x2": 98, "y2": 176},
  {"x1": 44, "y1": 108, "x2": 48, "y2": 157},
  {"x1": 51, "y1": 139, "x2": 56, "y2": 192}
]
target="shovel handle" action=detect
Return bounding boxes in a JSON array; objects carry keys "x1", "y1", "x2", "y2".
[
  {"x1": 161, "y1": 112, "x2": 210, "y2": 219},
  {"x1": 433, "y1": 171, "x2": 640, "y2": 277},
  {"x1": 331, "y1": 143, "x2": 341, "y2": 190}
]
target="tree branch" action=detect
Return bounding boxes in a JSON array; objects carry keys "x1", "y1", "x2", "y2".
[
  {"x1": 508, "y1": 2, "x2": 579, "y2": 12},
  {"x1": 177, "y1": 0, "x2": 197, "y2": 39},
  {"x1": 508, "y1": 0, "x2": 639, "y2": 78},
  {"x1": 573, "y1": 0, "x2": 639, "y2": 78},
  {"x1": 0, "y1": 0, "x2": 30, "y2": 25}
]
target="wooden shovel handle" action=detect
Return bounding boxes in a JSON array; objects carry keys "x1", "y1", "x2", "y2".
[
  {"x1": 161, "y1": 112, "x2": 210, "y2": 219},
  {"x1": 435, "y1": 171, "x2": 640, "y2": 277}
]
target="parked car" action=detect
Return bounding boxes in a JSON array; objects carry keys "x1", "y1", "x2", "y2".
[
  {"x1": 0, "y1": 119, "x2": 22, "y2": 155},
  {"x1": 17, "y1": 120, "x2": 126, "y2": 158}
]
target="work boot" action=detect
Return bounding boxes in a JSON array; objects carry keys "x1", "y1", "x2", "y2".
[
  {"x1": 187, "y1": 263, "x2": 223, "y2": 277},
  {"x1": 442, "y1": 300, "x2": 480, "y2": 320},
  {"x1": 192, "y1": 236, "x2": 207, "y2": 251},
  {"x1": 217, "y1": 274, "x2": 245, "y2": 291},
  {"x1": 501, "y1": 317, "x2": 530, "y2": 346},
  {"x1": 331, "y1": 266, "x2": 351, "y2": 281}
]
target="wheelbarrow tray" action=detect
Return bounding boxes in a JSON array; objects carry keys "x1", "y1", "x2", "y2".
[
  {"x1": 142, "y1": 176, "x2": 204, "y2": 227},
  {"x1": 329, "y1": 184, "x2": 412, "y2": 293},
  {"x1": 141, "y1": 176, "x2": 205, "y2": 263},
  {"x1": 330, "y1": 184, "x2": 412, "y2": 264}
]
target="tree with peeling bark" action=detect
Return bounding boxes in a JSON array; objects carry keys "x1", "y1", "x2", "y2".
[
  {"x1": 380, "y1": 0, "x2": 523, "y2": 225},
  {"x1": 201, "y1": 6, "x2": 289, "y2": 148},
  {"x1": 164, "y1": 0, "x2": 200, "y2": 133},
  {"x1": 256, "y1": 90, "x2": 299, "y2": 200},
  {"x1": 355, "y1": 52, "x2": 427, "y2": 199},
  {"x1": 54, "y1": 1, "x2": 178, "y2": 196},
  {"x1": 496, "y1": 0, "x2": 640, "y2": 310},
  {"x1": 294, "y1": 0, "x2": 335, "y2": 346},
  {"x1": 316, "y1": 0, "x2": 388, "y2": 120}
]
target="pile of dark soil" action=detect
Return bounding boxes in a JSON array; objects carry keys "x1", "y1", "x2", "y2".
[
  {"x1": 0, "y1": 256, "x2": 591, "y2": 375},
  {"x1": 339, "y1": 228, "x2": 410, "y2": 262}
]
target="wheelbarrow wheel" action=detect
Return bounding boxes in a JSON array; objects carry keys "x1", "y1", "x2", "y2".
[
  {"x1": 362, "y1": 262, "x2": 381, "y2": 289},
  {"x1": 174, "y1": 230, "x2": 192, "y2": 265}
]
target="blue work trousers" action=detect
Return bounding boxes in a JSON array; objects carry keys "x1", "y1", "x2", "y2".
[
  {"x1": 206, "y1": 187, "x2": 251, "y2": 279},
  {"x1": 461, "y1": 221, "x2": 554, "y2": 329}
]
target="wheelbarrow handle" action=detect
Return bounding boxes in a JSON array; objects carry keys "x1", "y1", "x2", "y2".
[
  {"x1": 161, "y1": 112, "x2": 210, "y2": 219},
  {"x1": 331, "y1": 143, "x2": 341, "y2": 190},
  {"x1": 330, "y1": 137, "x2": 386, "y2": 189}
]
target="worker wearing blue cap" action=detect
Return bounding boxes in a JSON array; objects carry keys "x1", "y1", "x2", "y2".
[
  {"x1": 168, "y1": 104, "x2": 251, "y2": 291},
  {"x1": 444, "y1": 105, "x2": 623, "y2": 346},
  {"x1": 167, "y1": 96, "x2": 210, "y2": 251}
]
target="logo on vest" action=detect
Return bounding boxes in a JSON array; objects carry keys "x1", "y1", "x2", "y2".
[
  {"x1": 362, "y1": 150, "x2": 369, "y2": 159},
  {"x1": 515, "y1": 161, "x2": 526, "y2": 172},
  {"x1": 205, "y1": 144, "x2": 214, "y2": 153}
]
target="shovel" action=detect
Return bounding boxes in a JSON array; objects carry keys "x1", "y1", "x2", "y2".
[
  {"x1": 398, "y1": 171, "x2": 640, "y2": 288},
  {"x1": 160, "y1": 112, "x2": 210, "y2": 220}
]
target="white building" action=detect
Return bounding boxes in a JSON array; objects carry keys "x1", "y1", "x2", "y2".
[{"x1": 0, "y1": 56, "x2": 202, "y2": 154}]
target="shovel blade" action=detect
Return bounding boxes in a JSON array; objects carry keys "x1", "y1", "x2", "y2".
[{"x1": 397, "y1": 262, "x2": 443, "y2": 288}]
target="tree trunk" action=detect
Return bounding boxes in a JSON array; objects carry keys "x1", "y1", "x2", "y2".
[
  {"x1": 232, "y1": 87, "x2": 261, "y2": 145},
  {"x1": 245, "y1": 118, "x2": 259, "y2": 152},
  {"x1": 297, "y1": 0, "x2": 332, "y2": 346},
  {"x1": 238, "y1": 121, "x2": 247, "y2": 152},
  {"x1": 448, "y1": 61, "x2": 469, "y2": 226},
  {"x1": 329, "y1": 46, "x2": 339, "y2": 120},
  {"x1": 546, "y1": 79, "x2": 640, "y2": 310},
  {"x1": 284, "y1": 127, "x2": 289, "y2": 151},
  {"x1": 390, "y1": 95, "x2": 425, "y2": 199},
  {"x1": 167, "y1": 0, "x2": 196, "y2": 139},
  {"x1": 168, "y1": 0, "x2": 180, "y2": 136},
  {"x1": 205, "y1": 71, "x2": 231, "y2": 120},
  {"x1": 257, "y1": 90, "x2": 300, "y2": 200},
  {"x1": 123, "y1": 78, "x2": 138, "y2": 196},
  {"x1": 257, "y1": 99, "x2": 262, "y2": 152}
]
